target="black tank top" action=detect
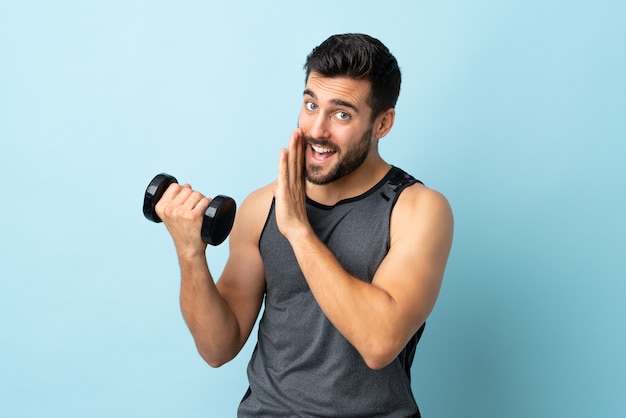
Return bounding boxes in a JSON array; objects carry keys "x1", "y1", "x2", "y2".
[{"x1": 238, "y1": 166, "x2": 424, "y2": 417}]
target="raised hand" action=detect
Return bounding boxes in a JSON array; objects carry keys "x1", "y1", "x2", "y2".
[{"x1": 274, "y1": 128, "x2": 311, "y2": 240}]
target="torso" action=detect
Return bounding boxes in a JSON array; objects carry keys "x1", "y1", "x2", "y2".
[{"x1": 238, "y1": 166, "x2": 424, "y2": 418}]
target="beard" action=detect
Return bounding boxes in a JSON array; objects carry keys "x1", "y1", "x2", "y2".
[{"x1": 305, "y1": 125, "x2": 374, "y2": 185}]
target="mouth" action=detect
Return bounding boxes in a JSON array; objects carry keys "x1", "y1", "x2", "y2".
[{"x1": 309, "y1": 143, "x2": 337, "y2": 163}]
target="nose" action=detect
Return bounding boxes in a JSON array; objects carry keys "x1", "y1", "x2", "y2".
[{"x1": 306, "y1": 112, "x2": 330, "y2": 140}]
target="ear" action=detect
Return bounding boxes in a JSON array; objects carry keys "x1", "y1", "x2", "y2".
[{"x1": 374, "y1": 108, "x2": 395, "y2": 139}]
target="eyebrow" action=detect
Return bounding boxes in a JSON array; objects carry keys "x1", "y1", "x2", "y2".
[{"x1": 303, "y1": 88, "x2": 360, "y2": 112}]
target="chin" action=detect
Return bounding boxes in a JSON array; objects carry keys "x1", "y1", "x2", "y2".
[
  {"x1": 306, "y1": 165, "x2": 329, "y2": 185},
  {"x1": 306, "y1": 165, "x2": 344, "y2": 186}
]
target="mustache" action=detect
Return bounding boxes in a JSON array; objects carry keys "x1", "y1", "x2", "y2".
[{"x1": 302, "y1": 135, "x2": 338, "y2": 152}]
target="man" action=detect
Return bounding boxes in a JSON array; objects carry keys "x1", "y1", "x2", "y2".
[{"x1": 155, "y1": 33, "x2": 453, "y2": 417}]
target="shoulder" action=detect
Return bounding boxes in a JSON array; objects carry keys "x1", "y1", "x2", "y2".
[
  {"x1": 396, "y1": 182, "x2": 451, "y2": 215},
  {"x1": 231, "y1": 182, "x2": 276, "y2": 239},
  {"x1": 241, "y1": 182, "x2": 275, "y2": 212},
  {"x1": 391, "y1": 182, "x2": 453, "y2": 249}
]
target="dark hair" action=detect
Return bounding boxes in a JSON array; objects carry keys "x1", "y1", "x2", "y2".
[{"x1": 304, "y1": 33, "x2": 401, "y2": 120}]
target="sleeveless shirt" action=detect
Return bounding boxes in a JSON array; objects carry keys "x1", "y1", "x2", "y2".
[{"x1": 238, "y1": 166, "x2": 425, "y2": 418}]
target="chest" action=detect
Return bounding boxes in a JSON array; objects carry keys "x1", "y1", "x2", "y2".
[{"x1": 259, "y1": 198, "x2": 392, "y2": 305}]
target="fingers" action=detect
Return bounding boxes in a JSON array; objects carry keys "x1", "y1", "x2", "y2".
[
  {"x1": 294, "y1": 130, "x2": 304, "y2": 184},
  {"x1": 174, "y1": 185, "x2": 207, "y2": 212},
  {"x1": 286, "y1": 129, "x2": 304, "y2": 188},
  {"x1": 274, "y1": 129, "x2": 310, "y2": 239},
  {"x1": 277, "y1": 129, "x2": 298, "y2": 191},
  {"x1": 157, "y1": 182, "x2": 210, "y2": 221}
]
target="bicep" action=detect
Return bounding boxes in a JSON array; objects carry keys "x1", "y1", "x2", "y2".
[
  {"x1": 372, "y1": 187, "x2": 453, "y2": 338},
  {"x1": 216, "y1": 188, "x2": 271, "y2": 350}
]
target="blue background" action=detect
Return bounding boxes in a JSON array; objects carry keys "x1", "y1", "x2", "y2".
[{"x1": 1, "y1": 1, "x2": 624, "y2": 417}]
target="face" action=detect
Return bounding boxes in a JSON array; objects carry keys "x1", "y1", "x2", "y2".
[{"x1": 299, "y1": 73, "x2": 376, "y2": 185}]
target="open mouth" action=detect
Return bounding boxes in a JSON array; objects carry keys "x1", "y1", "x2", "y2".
[{"x1": 309, "y1": 143, "x2": 337, "y2": 163}]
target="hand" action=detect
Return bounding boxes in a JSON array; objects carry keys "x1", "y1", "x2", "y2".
[
  {"x1": 155, "y1": 182, "x2": 211, "y2": 257},
  {"x1": 274, "y1": 128, "x2": 311, "y2": 240}
]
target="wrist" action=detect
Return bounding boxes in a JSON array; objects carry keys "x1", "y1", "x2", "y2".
[
  {"x1": 176, "y1": 244, "x2": 208, "y2": 266},
  {"x1": 284, "y1": 222, "x2": 315, "y2": 246}
]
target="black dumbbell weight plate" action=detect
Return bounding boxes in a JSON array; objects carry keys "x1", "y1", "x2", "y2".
[
  {"x1": 143, "y1": 173, "x2": 178, "y2": 223},
  {"x1": 202, "y1": 195, "x2": 236, "y2": 246}
]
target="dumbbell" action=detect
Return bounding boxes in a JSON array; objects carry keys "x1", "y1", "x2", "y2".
[{"x1": 143, "y1": 173, "x2": 236, "y2": 246}]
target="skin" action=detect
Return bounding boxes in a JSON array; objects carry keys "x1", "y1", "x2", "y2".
[{"x1": 155, "y1": 71, "x2": 454, "y2": 370}]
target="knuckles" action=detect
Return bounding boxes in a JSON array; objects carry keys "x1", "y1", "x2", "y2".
[{"x1": 154, "y1": 184, "x2": 208, "y2": 223}]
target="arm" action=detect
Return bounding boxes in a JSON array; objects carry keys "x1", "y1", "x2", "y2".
[
  {"x1": 275, "y1": 134, "x2": 453, "y2": 370},
  {"x1": 155, "y1": 182, "x2": 270, "y2": 367}
]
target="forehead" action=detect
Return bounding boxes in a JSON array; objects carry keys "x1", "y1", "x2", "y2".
[{"x1": 304, "y1": 72, "x2": 372, "y2": 108}]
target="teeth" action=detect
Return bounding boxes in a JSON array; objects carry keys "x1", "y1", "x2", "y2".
[{"x1": 312, "y1": 144, "x2": 333, "y2": 153}]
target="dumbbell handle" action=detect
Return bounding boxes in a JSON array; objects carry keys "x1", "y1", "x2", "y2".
[{"x1": 143, "y1": 173, "x2": 236, "y2": 246}]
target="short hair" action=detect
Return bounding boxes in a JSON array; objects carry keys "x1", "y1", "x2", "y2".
[{"x1": 304, "y1": 33, "x2": 401, "y2": 120}]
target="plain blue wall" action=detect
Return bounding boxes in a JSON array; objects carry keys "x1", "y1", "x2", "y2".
[{"x1": 1, "y1": 1, "x2": 624, "y2": 417}]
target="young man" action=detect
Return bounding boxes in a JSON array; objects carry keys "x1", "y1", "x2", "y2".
[{"x1": 155, "y1": 33, "x2": 453, "y2": 417}]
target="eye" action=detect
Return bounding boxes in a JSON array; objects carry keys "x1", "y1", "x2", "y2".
[
  {"x1": 305, "y1": 102, "x2": 318, "y2": 111},
  {"x1": 334, "y1": 111, "x2": 350, "y2": 121}
]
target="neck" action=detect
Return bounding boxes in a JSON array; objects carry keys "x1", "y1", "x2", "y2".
[{"x1": 306, "y1": 156, "x2": 391, "y2": 206}]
